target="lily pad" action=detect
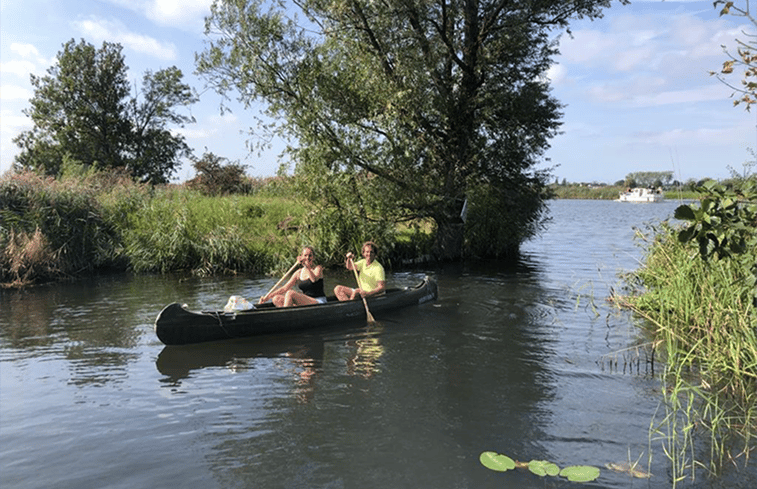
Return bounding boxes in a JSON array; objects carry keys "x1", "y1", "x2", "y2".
[
  {"x1": 528, "y1": 460, "x2": 560, "y2": 477},
  {"x1": 479, "y1": 451, "x2": 515, "y2": 472},
  {"x1": 559, "y1": 465, "x2": 601, "y2": 482}
]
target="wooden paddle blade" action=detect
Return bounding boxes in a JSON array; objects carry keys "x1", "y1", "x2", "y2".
[{"x1": 352, "y1": 263, "x2": 376, "y2": 323}]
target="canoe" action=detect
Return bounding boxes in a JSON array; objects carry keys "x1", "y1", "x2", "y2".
[{"x1": 154, "y1": 276, "x2": 438, "y2": 345}]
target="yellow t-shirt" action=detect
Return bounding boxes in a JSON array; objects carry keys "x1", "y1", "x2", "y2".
[{"x1": 354, "y1": 259, "x2": 385, "y2": 292}]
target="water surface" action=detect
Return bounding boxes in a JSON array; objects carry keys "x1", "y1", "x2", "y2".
[{"x1": 2, "y1": 199, "x2": 754, "y2": 488}]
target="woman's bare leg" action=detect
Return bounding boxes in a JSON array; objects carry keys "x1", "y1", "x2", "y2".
[{"x1": 284, "y1": 289, "x2": 320, "y2": 307}]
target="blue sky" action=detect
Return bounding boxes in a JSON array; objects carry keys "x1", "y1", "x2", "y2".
[{"x1": 1, "y1": 0, "x2": 754, "y2": 184}]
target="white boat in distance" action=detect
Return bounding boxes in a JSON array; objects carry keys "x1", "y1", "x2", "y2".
[{"x1": 617, "y1": 187, "x2": 664, "y2": 203}]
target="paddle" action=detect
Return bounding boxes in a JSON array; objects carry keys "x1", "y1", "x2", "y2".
[
  {"x1": 350, "y1": 258, "x2": 376, "y2": 323},
  {"x1": 260, "y1": 261, "x2": 299, "y2": 303}
]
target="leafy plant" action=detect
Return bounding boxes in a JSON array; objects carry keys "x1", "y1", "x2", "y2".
[
  {"x1": 479, "y1": 451, "x2": 601, "y2": 483},
  {"x1": 674, "y1": 178, "x2": 757, "y2": 304}
]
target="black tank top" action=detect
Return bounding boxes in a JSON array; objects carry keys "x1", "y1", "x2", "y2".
[{"x1": 297, "y1": 277, "x2": 325, "y2": 298}]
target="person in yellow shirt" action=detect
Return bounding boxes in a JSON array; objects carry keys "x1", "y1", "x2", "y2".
[{"x1": 334, "y1": 241, "x2": 385, "y2": 301}]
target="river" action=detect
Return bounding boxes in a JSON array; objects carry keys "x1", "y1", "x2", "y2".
[{"x1": 1, "y1": 199, "x2": 754, "y2": 488}]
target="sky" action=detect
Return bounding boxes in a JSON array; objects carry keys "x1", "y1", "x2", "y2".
[{"x1": 1, "y1": 0, "x2": 754, "y2": 184}]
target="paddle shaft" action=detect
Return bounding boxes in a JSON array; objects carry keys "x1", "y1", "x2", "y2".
[
  {"x1": 260, "y1": 261, "x2": 299, "y2": 303},
  {"x1": 350, "y1": 259, "x2": 376, "y2": 323}
]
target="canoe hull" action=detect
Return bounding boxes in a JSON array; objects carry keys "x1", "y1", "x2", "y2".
[{"x1": 155, "y1": 276, "x2": 438, "y2": 345}]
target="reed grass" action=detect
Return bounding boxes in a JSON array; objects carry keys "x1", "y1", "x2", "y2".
[
  {"x1": 1, "y1": 171, "x2": 123, "y2": 286},
  {"x1": 1, "y1": 170, "x2": 311, "y2": 285},
  {"x1": 620, "y1": 223, "x2": 757, "y2": 483},
  {"x1": 120, "y1": 188, "x2": 304, "y2": 275}
]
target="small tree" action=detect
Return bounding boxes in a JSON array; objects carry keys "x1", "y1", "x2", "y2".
[
  {"x1": 14, "y1": 39, "x2": 132, "y2": 176},
  {"x1": 128, "y1": 67, "x2": 198, "y2": 183},
  {"x1": 187, "y1": 151, "x2": 249, "y2": 195}
]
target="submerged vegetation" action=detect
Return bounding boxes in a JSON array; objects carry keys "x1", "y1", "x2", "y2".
[{"x1": 617, "y1": 178, "x2": 757, "y2": 483}]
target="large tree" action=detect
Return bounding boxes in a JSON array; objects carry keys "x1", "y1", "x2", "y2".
[
  {"x1": 197, "y1": 0, "x2": 622, "y2": 259},
  {"x1": 14, "y1": 39, "x2": 198, "y2": 183}
]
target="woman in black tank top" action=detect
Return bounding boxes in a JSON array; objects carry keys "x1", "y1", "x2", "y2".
[{"x1": 260, "y1": 246, "x2": 327, "y2": 307}]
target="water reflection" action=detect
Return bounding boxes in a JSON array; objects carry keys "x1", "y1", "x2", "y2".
[{"x1": 156, "y1": 334, "x2": 325, "y2": 385}]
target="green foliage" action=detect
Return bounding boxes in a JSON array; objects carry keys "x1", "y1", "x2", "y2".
[
  {"x1": 197, "y1": 0, "x2": 620, "y2": 259},
  {"x1": 13, "y1": 39, "x2": 197, "y2": 184},
  {"x1": 528, "y1": 460, "x2": 560, "y2": 477},
  {"x1": 128, "y1": 67, "x2": 198, "y2": 183},
  {"x1": 187, "y1": 151, "x2": 250, "y2": 196},
  {"x1": 0, "y1": 170, "x2": 312, "y2": 286},
  {"x1": 620, "y1": 189, "x2": 756, "y2": 477},
  {"x1": 674, "y1": 179, "x2": 757, "y2": 299},
  {"x1": 624, "y1": 171, "x2": 673, "y2": 188},
  {"x1": 120, "y1": 189, "x2": 300, "y2": 275},
  {"x1": 560, "y1": 465, "x2": 601, "y2": 482},
  {"x1": 479, "y1": 452, "x2": 515, "y2": 472},
  {"x1": 0, "y1": 171, "x2": 123, "y2": 286},
  {"x1": 464, "y1": 179, "x2": 551, "y2": 258},
  {"x1": 14, "y1": 39, "x2": 132, "y2": 176},
  {"x1": 479, "y1": 451, "x2": 600, "y2": 482}
]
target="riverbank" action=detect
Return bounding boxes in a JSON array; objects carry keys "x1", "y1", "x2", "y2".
[
  {"x1": 550, "y1": 184, "x2": 699, "y2": 201},
  {"x1": 1, "y1": 170, "x2": 433, "y2": 288}
]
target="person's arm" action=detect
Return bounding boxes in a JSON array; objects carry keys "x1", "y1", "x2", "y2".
[
  {"x1": 301, "y1": 263, "x2": 323, "y2": 282},
  {"x1": 361, "y1": 280, "x2": 385, "y2": 297},
  {"x1": 261, "y1": 273, "x2": 298, "y2": 302}
]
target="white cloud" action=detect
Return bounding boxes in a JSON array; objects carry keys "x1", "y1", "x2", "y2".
[
  {"x1": 629, "y1": 84, "x2": 734, "y2": 108},
  {"x1": 545, "y1": 64, "x2": 567, "y2": 85},
  {"x1": 1, "y1": 43, "x2": 51, "y2": 79},
  {"x1": 0, "y1": 84, "x2": 31, "y2": 100},
  {"x1": 0, "y1": 59, "x2": 38, "y2": 78},
  {"x1": 10, "y1": 43, "x2": 41, "y2": 59},
  {"x1": 106, "y1": 0, "x2": 212, "y2": 30},
  {"x1": 72, "y1": 16, "x2": 178, "y2": 60}
]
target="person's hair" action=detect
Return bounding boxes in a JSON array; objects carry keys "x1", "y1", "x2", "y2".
[
  {"x1": 302, "y1": 246, "x2": 315, "y2": 257},
  {"x1": 362, "y1": 241, "x2": 377, "y2": 254}
]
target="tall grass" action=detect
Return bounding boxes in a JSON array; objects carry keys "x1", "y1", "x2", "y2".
[
  {"x1": 619, "y1": 223, "x2": 756, "y2": 483},
  {"x1": 1, "y1": 170, "x2": 312, "y2": 285},
  {"x1": 1, "y1": 171, "x2": 123, "y2": 286},
  {"x1": 120, "y1": 188, "x2": 304, "y2": 275}
]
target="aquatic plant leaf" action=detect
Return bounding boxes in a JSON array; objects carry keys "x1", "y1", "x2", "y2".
[
  {"x1": 605, "y1": 462, "x2": 652, "y2": 479},
  {"x1": 528, "y1": 460, "x2": 559, "y2": 477},
  {"x1": 479, "y1": 452, "x2": 515, "y2": 472},
  {"x1": 559, "y1": 465, "x2": 600, "y2": 482}
]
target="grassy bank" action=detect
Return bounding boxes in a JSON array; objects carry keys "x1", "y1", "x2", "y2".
[
  {"x1": 1, "y1": 170, "x2": 433, "y2": 288},
  {"x1": 616, "y1": 180, "x2": 756, "y2": 483},
  {"x1": 0, "y1": 171, "x2": 312, "y2": 287}
]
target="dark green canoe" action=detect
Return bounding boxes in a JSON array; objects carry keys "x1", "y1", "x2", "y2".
[{"x1": 154, "y1": 276, "x2": 438, "y2": 345}]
